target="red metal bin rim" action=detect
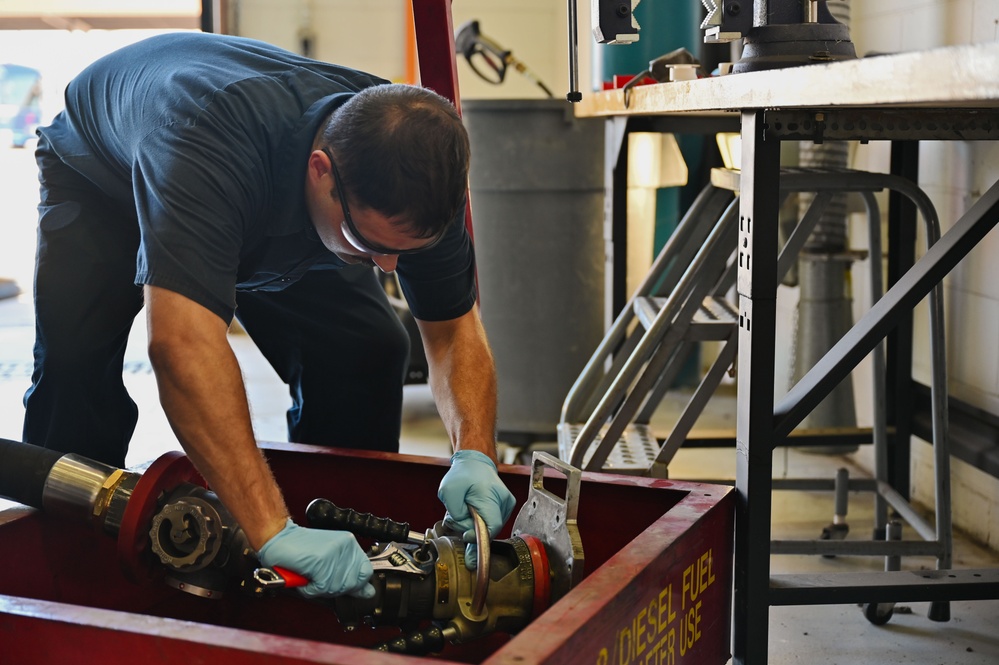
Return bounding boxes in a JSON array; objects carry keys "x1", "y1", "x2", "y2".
[{"x1": 0, "y1": 442, "x2": 735, "y2": 665}]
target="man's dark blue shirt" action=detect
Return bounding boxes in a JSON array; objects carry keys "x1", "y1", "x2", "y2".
[{"x1": 40, "y1": 32, "x2": 476, "y2": 323}]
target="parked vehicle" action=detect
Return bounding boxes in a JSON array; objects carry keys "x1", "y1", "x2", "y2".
[{"x1": 0, "y1": 63, "x2": 43, "y2": 148}]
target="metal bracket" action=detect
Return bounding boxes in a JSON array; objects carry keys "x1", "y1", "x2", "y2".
[
  {"x1": 701, "y1": 0, "x2": 752, "y2": 43},
  {"x1": 511, "y1": 452, "x2": 584, "y2": 602},
  {"x1": 592, "y1": 0, "x2": 641, "y2": 44}
]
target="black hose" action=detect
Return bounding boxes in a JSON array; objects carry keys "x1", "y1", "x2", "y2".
[{"x1": 0, "y1": 438, "x2": 64, "y2": 509}]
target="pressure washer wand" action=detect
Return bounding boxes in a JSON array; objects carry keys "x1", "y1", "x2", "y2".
[{"x1": 454, "y1": 20, "x2": 554, "y2": 98}]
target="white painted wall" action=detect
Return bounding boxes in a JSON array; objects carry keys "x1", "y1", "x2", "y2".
[
  {"x1": 852, "y1": 0, "x2": 999, "y2": 413},
  {"x1": 232, "y1": 0, "x2": 588, "y2": 102},
  {"x1": 850, "y1": 0, "x2": 999, "y2": 548}
]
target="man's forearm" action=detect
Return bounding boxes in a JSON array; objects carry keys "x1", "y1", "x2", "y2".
[
  {"x1": 145, "y1": 286, "x2": 289, "y2": 550},
  {"x1": 154, "y1": 351, "x2": 289, "y2": 549},
  {"x1": 417, "y1": 307, "x2": 499, "y2": 462}
]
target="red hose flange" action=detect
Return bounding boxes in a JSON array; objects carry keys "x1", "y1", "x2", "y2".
[
  {"x1": 116, "y1": 451, "x2": 206, "y2": 583},
  {"x1": 519, "y1": 534, "x2": 551, "y2": 618}
]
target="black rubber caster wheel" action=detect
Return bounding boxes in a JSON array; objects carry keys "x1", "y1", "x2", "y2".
[{"x1": 864, "y1": 602, "x2": 894, "y2": 626}]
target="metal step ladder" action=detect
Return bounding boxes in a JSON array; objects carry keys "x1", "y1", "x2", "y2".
[
  {"x1": 558, "y1": 181, "x2": 741, "y2": 477},
  {"x1": 558, "y1": 166, "x2": 954, "y2": 617},
  {"x1": 560, "y1": 167, "x2": 946, "y2": 482}
]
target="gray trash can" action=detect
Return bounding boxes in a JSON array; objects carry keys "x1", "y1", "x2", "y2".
[{"x1": 463, "y1": 99, "x2": 605, "y2": 443}]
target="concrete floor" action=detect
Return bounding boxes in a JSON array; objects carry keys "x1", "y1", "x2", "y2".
[{"x1": 0, "y1": 146, "x2": 997, "y2": 663}]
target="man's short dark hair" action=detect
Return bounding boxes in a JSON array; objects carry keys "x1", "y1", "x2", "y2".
[{"x1": 319, "y1": 84, "x2": 470, "y2": 239}]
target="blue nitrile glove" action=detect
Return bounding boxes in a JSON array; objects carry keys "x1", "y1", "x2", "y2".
[
  {"x1": 438, "y1": 450, "x2": 516, "y2": 569},
  {"x1": 257, "y1": 519, "x2": 375, "y2": 599}
]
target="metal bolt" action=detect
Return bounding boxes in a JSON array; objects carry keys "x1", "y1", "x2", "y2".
[
  {"x1": 616, "y1": 3, "x2": 630, "y2": 17},
  {"x1": 728, "y1": 2, "x2": 741, "y2": 15}
]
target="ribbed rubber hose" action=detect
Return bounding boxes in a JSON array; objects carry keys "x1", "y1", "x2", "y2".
[
  {"x1": 798, "y1": 0, "x2": 852, "y2": 252},
  {"x1": 0, "y1": 438, "x2": 64, "y2": 509}
]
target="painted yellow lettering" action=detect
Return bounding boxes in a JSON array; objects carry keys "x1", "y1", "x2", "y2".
[
  {"x1": 618, "y1": 624, "x2": 632, "y2": 665},
  {"x1": 647, "y1": 599, "x2": 657, "y2": 645},
  {"x1": 636, "y1": 608, "x2": 646, "y2": 656},
  {"x1": 658, "y1": 584, "x2": 675, "y2": 629},
  {"x1": 679, "y1": 600, "x2": 704, "y2": 656},
  {"x1": 698, "y1": 550, "x2": 709, "y2": 595},
  {"x1": 682, "y1": 564, "x2": 692, "y2": 610}
]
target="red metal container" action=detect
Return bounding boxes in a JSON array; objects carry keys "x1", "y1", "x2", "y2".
[{"x1": 0, "y1": 443, "x2": 734, "y2": 664}]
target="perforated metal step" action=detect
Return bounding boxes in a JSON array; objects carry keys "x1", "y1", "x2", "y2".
[
  {"x1": 633, "y1": 295, "x2": 738, "y2": 342},
  {"x1": 557, "y1": 422, "x2": 659, "y2": 473}
]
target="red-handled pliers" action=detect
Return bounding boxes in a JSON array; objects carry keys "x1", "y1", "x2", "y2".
[{"x1": 253, "y1": 566, "x2": 309, "y2": 590}]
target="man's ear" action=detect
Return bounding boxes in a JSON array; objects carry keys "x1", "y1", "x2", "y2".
[{"x1": 306, "y1": 149, "x2": 330, "y2": 185}]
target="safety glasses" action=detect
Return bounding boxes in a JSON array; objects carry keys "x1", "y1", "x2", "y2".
[{"x1": 322, "y1": 148, "x2": 442, "y2": 256}]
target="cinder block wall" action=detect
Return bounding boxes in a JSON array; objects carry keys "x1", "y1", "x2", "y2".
[
  {"x1": 851, "y1": 2, "x2": 999, "y2": 414},
  {"x1": 850, "y1": 0, "x2": 999, "y2": 550}
]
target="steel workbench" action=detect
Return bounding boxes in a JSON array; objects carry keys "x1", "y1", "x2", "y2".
[{"x1": 574, "y1": 41, "x2": 999, "y2": 664}]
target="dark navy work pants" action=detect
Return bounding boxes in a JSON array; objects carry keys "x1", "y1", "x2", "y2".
[{"x1": 24, "y1": 139, "x2": 409, "y2": 468}]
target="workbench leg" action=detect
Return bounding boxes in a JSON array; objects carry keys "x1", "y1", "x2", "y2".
[
  {"x1": 885, "y1": 141, "x2": 919, "y2": 504},
  {"x1": 606, "y1": 116, "x2": 630, "y2": 328},
  {"x1": 732, "y1": 111, "x2": 781, "y2": 665}
]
